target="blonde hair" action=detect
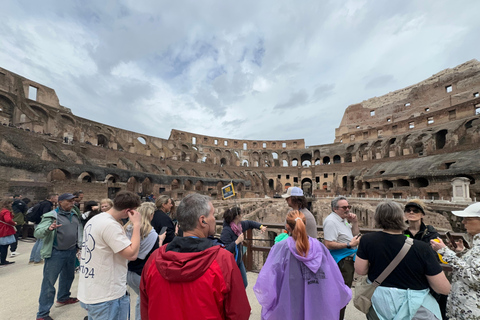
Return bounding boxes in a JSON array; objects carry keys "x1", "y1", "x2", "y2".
[
  {"x1": 100, "y1": 198, "x2": 114, "y2": 211},
  {"x1": 286, "y1": 210, "x2": 310, "y2": 257},
  {"x1": 124, "y1": 202, "x2": 155, "y2": 239}
]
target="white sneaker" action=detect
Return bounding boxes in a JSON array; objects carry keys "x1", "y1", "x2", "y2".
[{"x1": 9, "y1": 252, "x2": 19, "y2": 257}]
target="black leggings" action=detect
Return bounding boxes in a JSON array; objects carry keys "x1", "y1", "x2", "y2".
[{"x1": 0, "y1": 245, "x2": 8, "y2": 263}]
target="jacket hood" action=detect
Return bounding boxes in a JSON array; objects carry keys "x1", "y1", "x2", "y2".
[
  {"x1": 287, "y1": 236, "x2": 323, "y2": 273},
  {"x1": 156, "y1": 237, "x2": 221, "y2": 282}
]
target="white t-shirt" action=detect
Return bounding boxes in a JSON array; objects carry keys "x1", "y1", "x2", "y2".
[
  {"x1": 322, "y1": 212, "x2": 354, "y2": 244},
  {"x1": 77, "y1": 212, "x2": 131, "y2": 304}
]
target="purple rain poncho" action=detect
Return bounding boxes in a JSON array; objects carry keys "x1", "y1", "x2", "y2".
[{"x1": 253, "y1": 237, "x2": 352, "y2": 320}]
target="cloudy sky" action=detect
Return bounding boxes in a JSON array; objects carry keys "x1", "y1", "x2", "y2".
[{"x1": 1, "y1": 1, "x2": 479, "y2": 146}]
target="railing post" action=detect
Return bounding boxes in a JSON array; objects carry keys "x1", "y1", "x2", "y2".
[{"x1": 245, "y1": 229, "x2": 253, "y2": 271}]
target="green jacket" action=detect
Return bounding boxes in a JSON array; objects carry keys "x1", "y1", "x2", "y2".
[{"x1": 34, "y1": 208, "x2": 83, "y2": 259}]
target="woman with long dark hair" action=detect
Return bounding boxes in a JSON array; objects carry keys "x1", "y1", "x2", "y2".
[
  {"x1": 220, "y1": 207, "x2": 266, "y2": 288},
  {"x1": 254, "y1": 210, "x2": 351, "y2": 319}
]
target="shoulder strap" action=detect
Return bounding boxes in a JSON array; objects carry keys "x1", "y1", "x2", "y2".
[{"x1": 372, "y1": 237, "x2": 413, "y2": 287}]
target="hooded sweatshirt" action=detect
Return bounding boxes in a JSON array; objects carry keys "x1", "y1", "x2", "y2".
[
  {"x1": 140, "y1": 236, "x2": 250, "y2": 320},
  {"x1": 254, "y1": 237, "x2": 352, "y2": 320}
]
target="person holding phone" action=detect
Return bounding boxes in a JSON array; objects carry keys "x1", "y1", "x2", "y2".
[
  {"x1": 430, "y1": 202, "x2": 480, "y2": 320},
  {"x1": 34, "y1": 193, "x2": 84, "y2": 320},
  {"x1": 151, "y1": 195, "x2": 176, "y2": 244},
  {"x1": 124, "y1": 202, "x2": 166, "y2": 320},
  {"x1": 78, "y1": 191, "x2": 142, "y2": 320}
]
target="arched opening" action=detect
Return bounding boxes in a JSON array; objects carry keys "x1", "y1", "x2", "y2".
[
  {"x1": 414, "y1": 142, "x2": 423, "y2": 155},
  {"x1": 397, "y1": 179, "x2": 410, "y2": 187},
  {"x1": 254, "y1": 161, "x2": 259, "y2": 167},
  {"x1": 171, "y1": 179, "x2": 180, "y2": 190},
  {"x1": 301, "y1": 153, "x2": 312, "y2": 164},
  {"x1": 291, "y1": 159, "x2": 298, "y2": 166},
  {"x1": 342, "y1": 176, "x2": 347, "y2": 190},
  {"x1": 137, "y1": 137, "x2": 147, "y2": 145},
  {"x1": 323, "y1": 156, "x2": 330, "y2": 165},
  {"x1": 127, "y1": 177, "x2": 139, "y2": 193},
  {"x1": 78, "y1": 172, "x2": 95, "y2": 183},
  {"x1": 301, "y1": 178, "x2": 312, "y2": 196},
  {"x1": 184, "y1": 179, "x2": 193, "y2": 191},
  {"x1": 284, "y1": 183, "x2": 292, "y2": 189},
  {"x1": 382, "y1": 180, "x2": 393, "y2": 190},
  {"x1": 97, "y1": 134, "x2": 109, "y2": 148},
  {"x1": 435, "y1": 130, "x2": 447, "y2": 150},
  {"x1": 195, "y1": 180, "x2": 204, "y2": 191},
  {"x1": 364, "y1": 182, "x2": 370, "y2": 189},
  {"x1": 220, "y1": 158, "x2": 227, "y2": 166},
  {"x1": 268, "y1": 179, "x2": 274, "y2": 190},
  {"x1": 142, "y1": 178, "x2": 153, "y2": 195},
  {"x1": 47, "y1": 169, "x2": 71, "y2": 181},
  {"x1": 282, "y1": 160, "x2": 288, "y2": 167},
  {"x1": 105, "y1": 174, "x2": 119, "y2": 184},
  {"x1": 272, "y1": 152, "x2": 278, "y2": 159},
  {"x1": 322, "y1": 182, "x2": 328, "y2": 190},
  {"x1": 333, "y1": 155, "x2": 341, "y2": 163},
  {"x1": 344, "y1": 153, "x2": 352, "y2": 163},
  {"x1": 302, "y1": 160, "x2": 311, "y2": 167},
  {"x1": 242, "y1": 159, "x2": 249, "y2": 167},
  {"x1": 416, "y1": 178, "x2": 429, "y2": 188}
]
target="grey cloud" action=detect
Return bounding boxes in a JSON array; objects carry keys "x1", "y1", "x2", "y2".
[
  {"x1": 311, "y1": 84, "x2": 335, "y2": 102},
  {"x1": 274, "y1": 90, "x2": 308, "y2": 110}
]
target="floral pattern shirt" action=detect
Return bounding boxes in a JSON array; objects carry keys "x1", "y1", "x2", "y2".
[{"x1": 438, "y1": 234, "x2": 480, "y2": 320}]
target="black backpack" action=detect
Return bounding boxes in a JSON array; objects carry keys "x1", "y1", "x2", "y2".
[{"x1": 26, "y1": 202, "x2": 44, "y2": 224}]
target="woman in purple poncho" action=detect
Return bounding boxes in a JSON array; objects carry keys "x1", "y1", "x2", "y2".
[{"x1": 254, "y1": 210, "x2": 351, "y2": 320}]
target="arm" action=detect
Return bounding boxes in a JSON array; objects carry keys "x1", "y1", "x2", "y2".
[
  {"x1": 426, "y1": 272, "x2": 451, "y2": 295},
  {"x1": 241, "y1": 220, "x2": 261, "y2": 231},
  {"x1": 324, "y1": 234, "x2": 361, "y2": 250},
  {"x1": 34, "y1": 214, "x2": 58, "y2": 239},
  {"x1": 118, "y1": 210, "x2": 141, "y2": 261},
  {"x1": 354, "y1": 257, "x2": 369, "y2": 275},
  {"x1": 436, "y1": 245, "x2": 480, "y2": 288}
]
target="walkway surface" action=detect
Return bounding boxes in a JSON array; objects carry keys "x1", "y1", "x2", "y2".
[{"x1": 0, "y1": 240, "x2": 363, "y2": 320}]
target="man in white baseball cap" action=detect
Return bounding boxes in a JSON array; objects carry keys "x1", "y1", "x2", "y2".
[{"x1": 282, "y1": 187, "x2": 317, "y2": 238}]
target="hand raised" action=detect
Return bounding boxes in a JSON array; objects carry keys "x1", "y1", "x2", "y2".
[
  {"x1": 48, "y1": 220, "x2": 62, "y2": 231},
  {"x1": 127, "y1": 209, "x2": 141, "y2": 226}
]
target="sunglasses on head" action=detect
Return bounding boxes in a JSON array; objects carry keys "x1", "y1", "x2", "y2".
[
  {"x1": 405, "y1": 208, "x2": 421, "y2": 214},
  {"x1": 337, "y1": 205, "x2": 352, "y2": 210}
]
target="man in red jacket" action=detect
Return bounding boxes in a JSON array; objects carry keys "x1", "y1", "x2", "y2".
[{"x1": 140, "y1": 193, "x2": 250, "y2": 320}]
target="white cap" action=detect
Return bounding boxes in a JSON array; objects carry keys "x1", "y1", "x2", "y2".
[
  {"x1": 452, "y1": 202, "x2": 480, "y2": 218},
  {"x1": 282, "y1": 187, "x2": 304, "y2": 198}
]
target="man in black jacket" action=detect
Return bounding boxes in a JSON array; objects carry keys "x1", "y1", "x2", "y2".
[{"x1": 28, "y1": 194, "x2": 58, "y2": 264}]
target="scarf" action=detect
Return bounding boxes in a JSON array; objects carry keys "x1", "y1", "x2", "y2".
[{"x1": 230, "y1": 221, "x2": 243, "y2": 236}]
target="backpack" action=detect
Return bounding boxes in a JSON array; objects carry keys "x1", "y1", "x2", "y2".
[{"x1": 25, "y1": 202, "x2": 44, "y2": 224}]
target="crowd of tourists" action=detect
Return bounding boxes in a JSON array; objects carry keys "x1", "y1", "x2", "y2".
[{"x1": 0, "y1": 187, "x2": 478, "y2": 320}]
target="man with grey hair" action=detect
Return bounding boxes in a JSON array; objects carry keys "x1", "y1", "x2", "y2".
[
  {"x1": 323, "y1": 196, "x2": 360, "y2": 320},
  {"x1": 140, "y1": 193, "x2": 250, "y2": 320}
]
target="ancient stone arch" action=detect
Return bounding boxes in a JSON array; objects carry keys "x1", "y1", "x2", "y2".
[
  {"x1": 47, "y1": 168, "x2": 71, "y2": 181},
  {"x1": 78, "y1": 171, "x2": 95, "y2": 183}
]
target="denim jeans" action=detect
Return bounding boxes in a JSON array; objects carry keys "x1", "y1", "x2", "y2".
[
  {"x1": 37, "y1": 247, "x2": 77, "y2": 318},
  {"x1": 30, "y1": 238, "x2": 43, "y2": 263},
  {"x1": 81, "y1": 293, "x2": 130, "y2": 320},
  {"x1": 127, "y1": 271, "x2": 141, "y2": 320}
]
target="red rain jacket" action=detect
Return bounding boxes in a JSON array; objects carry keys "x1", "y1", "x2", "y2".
[
  {"x1": 0, "y1": 208, "x2": 16, "y2": 237},
  {"x1": 140, "y1": 237, "x2": 250, "y2": 320}
]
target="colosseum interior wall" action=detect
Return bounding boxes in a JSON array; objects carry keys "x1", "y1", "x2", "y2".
[{"x1": 1, "y1": 60, "x2": 480, "y2": 231}]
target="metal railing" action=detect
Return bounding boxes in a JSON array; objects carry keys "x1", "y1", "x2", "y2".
[{"x1": 216, "y1": 221, "x2": 461, "y2": 273}]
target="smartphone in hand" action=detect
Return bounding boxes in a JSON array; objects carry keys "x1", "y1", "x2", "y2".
[
  {"x1": 445, "y1": 231, "x2": 457, "y2": 249},
  {"x1": 159, "y1": 226, "x2": 168, "y2": 235}
]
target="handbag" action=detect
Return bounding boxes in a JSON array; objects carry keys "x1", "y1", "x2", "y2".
[
  {"x1": 0, "y1": 219, "x2": 16, "y2": 232},
  {"x1": 353, "y1": 237, "x2": 413, "y2": 314}
]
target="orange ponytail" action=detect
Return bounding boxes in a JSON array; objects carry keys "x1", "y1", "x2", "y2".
[{"x1": 286, "y1": 210, "x2": 310, "y2": 257}]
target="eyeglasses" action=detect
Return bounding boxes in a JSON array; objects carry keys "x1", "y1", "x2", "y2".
[
  {"x1": 405, "y1": 208, "x2": 421, "y2": 214},
  {"x1": 337, "y1": 205, "x2": 352, "y2": 210}
]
